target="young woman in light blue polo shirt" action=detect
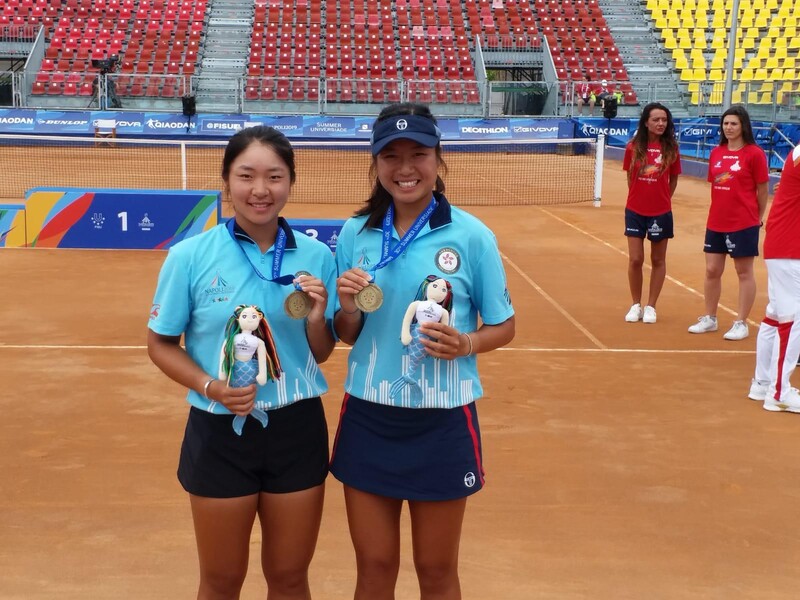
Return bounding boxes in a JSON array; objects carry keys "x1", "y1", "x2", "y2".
[
  {"x1": 147, "y1": 126, "x2": 336, "y2": 599},
  {"x1": 331, "y1": 103, "x2": 516, "y2": 599}
]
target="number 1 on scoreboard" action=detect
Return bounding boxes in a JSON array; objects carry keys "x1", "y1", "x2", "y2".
[{"x1": 118, "y1": 211, "x2": 128, "y2": 232}]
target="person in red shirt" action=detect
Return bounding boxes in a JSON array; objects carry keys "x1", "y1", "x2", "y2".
[
  {"x1": 748, "y1": 142, "x2": 800, "y2": 412},
  {"x1": 688, "y1": 106, "x2": 769, "y2": 340},
  {"x1": 622, "y1": 103, "x2": 681, "y2": 324},
  {"x1": 576, "y1": 75, "x2": 595, "y2": 116}
]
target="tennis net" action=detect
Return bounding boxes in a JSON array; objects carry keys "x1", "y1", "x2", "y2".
[{"x1": 0, "y1": 134, "x2": 602, "y2": 206}]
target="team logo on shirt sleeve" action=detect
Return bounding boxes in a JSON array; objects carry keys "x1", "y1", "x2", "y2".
[{"x1": 435, "y1": 247, "x2": 460, "y2": 274}]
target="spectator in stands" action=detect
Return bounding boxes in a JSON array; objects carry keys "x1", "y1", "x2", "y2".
[
  {"x1": 331, "y1": 102, "x2": 515, "y2": 600},
  {"x1": 688, "y1": 105, "x2": 769, "y2": 340},
  {"x1": 748, "y1": 141, "x2": 800, "y2": 412},
  {"x1": 147, "y1": 126, "x2": 336, "y2": 599},
  {"x1": 576, "y1": 75, "x2": 595, "y2": 116},
  {"x1": 622, "y1": 102, "x2": 681, "y2": 325}
]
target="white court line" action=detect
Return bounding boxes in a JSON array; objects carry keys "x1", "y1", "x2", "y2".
[
  {"x1": 501, "y1": 252, "x2": 607, "y2": 349},
  {"x1": 0, "y1": 344, "x2": 753, "y2": 354}
]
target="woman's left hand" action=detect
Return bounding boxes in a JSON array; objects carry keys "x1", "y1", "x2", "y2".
[
  {"x1": 295, "y1": 274, "x2": 328, "y2": 323},
  {"x1": 418, "y1": 321, "x2": 463, "y2": 360}
]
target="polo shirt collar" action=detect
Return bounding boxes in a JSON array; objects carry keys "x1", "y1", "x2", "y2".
[
  {"x1": 371, "y1": 194, "x2": 453, "y2": 232},
  {"x1": 229, "y1": 216, "x2": 298, "y2": 249}
]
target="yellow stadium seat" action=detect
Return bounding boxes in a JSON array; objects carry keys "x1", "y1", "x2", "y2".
[
  {"x1": 748, "y1": 91, "x2": 760, "y2": 103},
  {"x1": 709, "y1": 68, "x2": 723, "y2": 80},
  {"x1": 672, "y1": 0, "x2": 684, "y2": 9},
  {"x1": 685, "y1": 0, "x2": 697, "y2": 9},
  {"x1": 711, "y1": 53, "x2": 727, "y2": 69},
  {"x1": 774, "y1": 47, "x2": 788, "y2": 60},
  {"x1": 790, "y1": 37, "x2": 800, "y2": 49},
  {"x1": 783, "y1": 67, "x2": 797, "y2": 79},
  {"x1": 732, "y1": 89, "x2": 744, "y2": 103},
  {"x1": 690, "y1": 91, "x2": 701, "y2": 105},
  {"x1": 740, "y1": 16, "x2": 754, "y2": 29},
  {"x1": 692, "y1": 55, "x2": 706, "y2": 69},
  {"x1": 655, "y1": 17, "x2": 668, "y2": 28},
  {"x1": 688, "y1": 81, "x2": 701, "y2": 92},
  {"x1": 711, "y1": 13, "x2": 726, "y2": 27},
  {"x1": 765, "y1": 56, "x2": 780, "y2": 69},
  {"x1": 668, "y1": 15, "x2": 681, "y2": 28},
  {"x1": 646, "y1": 0, "x2": 658, "y2": 10},
  {"x1": 741, "y1": 37, "x2": 755, "y2": 49},
  {"x1": 760, "y1": 81, "x2": 775, "y2": 92},
  {"x1": 768, "y1": 68, "x2": 784, "y2": 80},
  {"x1": 708, "y1": 83, "x2": 725, "y2": 105},
  {"x1": 754, "y1": 13, "x2": 769, "y2": 28},
  {"x1": 664, "y1": 36, "x2": 677, "y2": 49},
  {"x1": 740, "y1": 67, "x2": 755, "y2": 80},
  {"x1": 758, "y1": 91, "x2": 773, "y2": 103},
  {"x1": 773, "y1": 37, "x2": 787, "y2": 49},
  {"x1": 661, "y1": 27, "x2": 674, "y2": 40},
  {"x1": 675, "y1": 54, "x2": 689, "y2": 70},
  {"x1": 679, "y1": 36, "x2": 693, "y2": 49},
  {"x1": 754, "y1": 67, "x2": 769, "y2": 79}
]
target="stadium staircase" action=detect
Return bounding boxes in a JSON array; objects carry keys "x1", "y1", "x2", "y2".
[
  {"x1": 595, "y1": 0, "x2": 688, "y2": 116},
  {"x1": 195, "y1": 0, "x2": 250, "y2": 111}
]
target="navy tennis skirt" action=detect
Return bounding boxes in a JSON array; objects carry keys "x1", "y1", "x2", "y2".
[{"x1": 330, "y1": 394, "x2": 485, "y2": 501}]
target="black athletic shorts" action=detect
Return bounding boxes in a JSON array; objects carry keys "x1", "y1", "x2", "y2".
[{"x1": 178, "y1": 397, "x2": 329, "y2": 498}]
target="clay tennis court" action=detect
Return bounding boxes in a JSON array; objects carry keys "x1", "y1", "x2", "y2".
[{"x1": 2, "y1": 159, "x2": 800, "y2": 599}]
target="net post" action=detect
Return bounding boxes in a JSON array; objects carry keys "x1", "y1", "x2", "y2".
[
  {"x1": 181, "y1": 142, "x2": 187, "y2": 191},
  {"x1": 593, "y1": 133, "x2": 605, "y2": 207}
]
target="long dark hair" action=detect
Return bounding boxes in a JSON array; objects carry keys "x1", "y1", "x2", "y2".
[
  {"x1": 221, "y1": 126, "x2": 296, "y2": 184},
  {"x1": 719, "y1": 105, "x2": 756, "y2": 146},
  {"x1": 355, "y1": 103, "x2": 448, "y2": 229},
  {"x1": 630, "y1": 102, "x2": 678, "y2": 177}
]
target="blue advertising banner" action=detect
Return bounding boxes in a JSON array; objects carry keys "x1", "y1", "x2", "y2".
[
  {"x1": 575, "y1": 118, "x2": 638, "y2": 146},
  {"x1": 303, "y1": 116, "x2": 355, "y2": 137},
  {"x1": 143, "y1": 113, "x2": 197, "y2": 134},
  {"x1": 509, "y1": 118, "x2": 563, "y2": 139},
  {"x1": 34, "y1": 111, "x2": 92, "y2": 134},
  {"x1": 198, "y1": 115, "x2": 249, "y2": 134},
  {"x1": 0, "y1": 109, "x2": 35, "y2": 131},
  {"x1": 287, "y1": 218, "x2": 343, "y2": 253},
  {"x1": 90, "y1": 111, "x2": 145, "y2": 134},
  {"x1": 456, "y1": 118, "x2": 512, "y2": 139}
]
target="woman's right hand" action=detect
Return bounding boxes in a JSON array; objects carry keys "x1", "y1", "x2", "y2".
[
  {"x1": 336, "y1": 267, "x2": 372, "y2": 313},
  {"x1": 206, "y1": 380, "x2": 258, "y2": 416}
]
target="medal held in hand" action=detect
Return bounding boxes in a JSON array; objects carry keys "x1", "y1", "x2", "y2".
[
  {"x1": 355, "y1": 282, "x2": 384, "y2": 313},
  {"x1": 284, "y1": 289, "x2": 312, "y2": 318},
  {"x1": 358, "y1": 198, "x2": 437, "y2": 313},
  {"x1": 284, "y1": 270, "x2": 313, "y2": 319}
]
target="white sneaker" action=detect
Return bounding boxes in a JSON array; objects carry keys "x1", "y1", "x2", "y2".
[
  {"x1": 723, "y1": 320, "x2": 749, "y2": 341},
  {"x1": 625, "y1": 303, "x2": 642, "y2": 322},
  {"x1": 642, "y1": 305, "x2": 657, "y2": 324},
  {"x1": 748, "y1": 379, "x2": 768, "y2": 401},
  {"x1": 763, "y1": 387, "x2": 800, "y2": 413},
  {"x1": 688, "y1": 315, "x2": 718, "y2": 333}
]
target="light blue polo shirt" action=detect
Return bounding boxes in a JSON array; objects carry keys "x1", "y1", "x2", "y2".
[
  {"x1": 149, "y1": 217, "x2": 336, "y2": 413},
  {"x1": 335, "y1": 195, "x2": 515, "y2": 408}
]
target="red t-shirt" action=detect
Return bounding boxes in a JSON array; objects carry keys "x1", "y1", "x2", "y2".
[
  {"x1": 706, "y1": 144, "x2": 769, "y2": 231},
  {"x1": 623, "y1": 141, "x2": 682, "y2": 216},
  {"x1": 764, "y1": 145, "x2": 800, "y2": 259}
]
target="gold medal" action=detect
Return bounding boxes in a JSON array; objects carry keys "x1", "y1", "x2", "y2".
[
  {"x1": 284, "y1": 290, "x2": 312, "y2": 319},
  {"x1": 354, "y1": 283, "x2": 384, "y2": 313}
]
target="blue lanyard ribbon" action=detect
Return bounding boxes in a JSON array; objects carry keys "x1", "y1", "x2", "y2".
[
  {"x1": 369, "y1": 197, "x2": 437, "y2": 276},
  {"x1": 226, "y1": 218, "x2": 297, "y2": 286}
]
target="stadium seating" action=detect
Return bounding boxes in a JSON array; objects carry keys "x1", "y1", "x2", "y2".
[
  {"x1": 19, "y1": 0, "x2": 206, "y2": 100},
  {"x1": 646, "y1": 0, "x2": 800, "y2": 107}
]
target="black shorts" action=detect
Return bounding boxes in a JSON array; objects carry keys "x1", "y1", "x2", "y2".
[
  {"x1": 703, "y1": 226, "x2": 760, "y2": 258},
  {"x1": 178, "y1": 397, "x2": 329, "y2": 498},
  {"x1": 624, "y1": 208, "x2": 674, "y2": 241}
]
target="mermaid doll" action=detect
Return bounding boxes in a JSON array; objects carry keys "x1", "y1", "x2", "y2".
[
  {"x1": 389, "y1": 275, "x2": 453, "y2": 405},
  {"x1": 218, "y1": 304, "x2": 281, "y2": 435}
]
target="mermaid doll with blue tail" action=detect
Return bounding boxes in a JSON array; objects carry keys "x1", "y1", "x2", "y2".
[
  {"x1": 390, "y1": 275, "x2": 453, "y2": 406},
  {"x1": 218, "y1": 304, "x2": 282, "y2": 435}
]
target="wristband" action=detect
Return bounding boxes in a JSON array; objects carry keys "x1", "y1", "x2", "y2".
[
  {"x1": 202, "y1": 378, "x2": 215, "y2": 399},
  {"x1": 461, "y1": 332, "x2": 474, "y2": 356}
]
